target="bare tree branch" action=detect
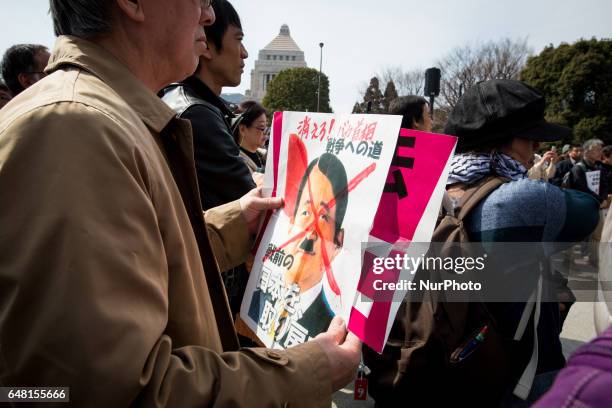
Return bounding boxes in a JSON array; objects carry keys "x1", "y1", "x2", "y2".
[
  {"x1": 437, "y1": 38, "x2": 532, "y2": 109},
  {"x1": 377, "y1": 66, "x2": 425, "y2": 96}
]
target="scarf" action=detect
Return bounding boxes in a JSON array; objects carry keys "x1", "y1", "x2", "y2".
[{"x1": 448, "y1": 152, "x2": 527, "y2": 185}]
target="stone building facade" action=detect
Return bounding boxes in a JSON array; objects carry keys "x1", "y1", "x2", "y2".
[{"x1": 246, "y1": 24, "x2": 307, "y2": 102}]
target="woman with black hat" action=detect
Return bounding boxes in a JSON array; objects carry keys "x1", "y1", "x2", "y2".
[
  {"x1": 367, "y1": 79, "x2": 601, "y2": 408},
  {"x1": 443, "y1": 79, "x2": 600, "y2": 405}
]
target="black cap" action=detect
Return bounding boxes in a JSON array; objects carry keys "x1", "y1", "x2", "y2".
[{"x1": 444, "y1": 79, "x2": 571, "y2": 151}]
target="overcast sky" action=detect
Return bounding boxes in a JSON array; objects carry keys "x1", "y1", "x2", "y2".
[{"x1": 2, "y1": 0, "x2": 611, "y2": 112}]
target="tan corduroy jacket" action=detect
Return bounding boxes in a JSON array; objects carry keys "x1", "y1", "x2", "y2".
[{"x1": 0, "y1": 36, "x2": 330, "y2": 407}]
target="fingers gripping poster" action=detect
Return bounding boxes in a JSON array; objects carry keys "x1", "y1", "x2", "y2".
[{"x1": 241, "y1": 112, "x2": 401, "y2": 349}]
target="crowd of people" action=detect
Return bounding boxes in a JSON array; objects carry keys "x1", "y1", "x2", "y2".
[
  {"x1": 366, "y1": 80, "x2": 611, "y2": 407},
  {"x1": 0, "y1": 0, "x2": 611, "y2": 407}
]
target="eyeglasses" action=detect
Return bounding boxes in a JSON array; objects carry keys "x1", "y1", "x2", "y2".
[
  {"x1": 254, "y1": 126, "x2": 269, "y2": 133},
  {"x1": 200, "y1": 0, "x2": 213, "y2": 8}
]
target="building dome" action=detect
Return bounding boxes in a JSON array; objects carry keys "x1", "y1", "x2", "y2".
[
  {"x1": 247, "y1": 25, "x2": 308, "y2": 102},
  {"x1": 263, "y1": 24, "x2": 302, "y2": 52}
]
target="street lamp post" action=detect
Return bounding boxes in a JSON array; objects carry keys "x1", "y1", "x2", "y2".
[{"x1": 317, "y1": 42, "x2": 324, "y2": 112}]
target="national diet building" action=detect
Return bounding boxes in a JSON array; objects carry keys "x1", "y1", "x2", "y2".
[{"x1": 246, "y1": 24, "x2": 307, "y2": 102}]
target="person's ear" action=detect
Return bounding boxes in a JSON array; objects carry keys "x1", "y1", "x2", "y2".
[
  {"x1": 115, "y1": 0, "x2": 145, "y2": 22},
  {"x1": 329, "y1": 228, "x2": 344, "y2": 261},
  {"x1": 412, "y1": 118, "x2": 422, "y2": 131},
  {"x1": 200, "y1": 40, "x2": 216, "y2": 61},
  {"x1": 238, "y1": 123, "x2": 248, "y2": 144},
  {"x1": 334, "y1": 229, "x2": 344, "y2": 249},
  {"x1": 17, "y1": 73, "x2": 34, "y2": 89}
]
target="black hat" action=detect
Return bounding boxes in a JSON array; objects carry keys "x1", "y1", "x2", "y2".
[{"x1": 444, "y1": 79, "x2": 571, "y2": 151}]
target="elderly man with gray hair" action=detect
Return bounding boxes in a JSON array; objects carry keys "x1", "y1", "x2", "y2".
[
  {"x1": 565, "y1": 138, "x2": 607, "y2": 202},
  {"x1": 0, "y1": 0, "x2": 360, "y2": 406},
  {"x1": 564, "y1": 138, "x2": 608, "y2": 266}
]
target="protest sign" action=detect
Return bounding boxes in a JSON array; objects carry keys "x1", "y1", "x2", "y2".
[
  {"x1": 586, "y1": 170, "x2": 601, "y2": 195},
  {"x1": 349, "y1": 129, "x2": 457, "y2": 353},
  {"x1": 241, "y1": 113, "x2": 457, "y2": 352},
  {"x1": 241, "y1": 112, "x2": 401, "y2": 348}
]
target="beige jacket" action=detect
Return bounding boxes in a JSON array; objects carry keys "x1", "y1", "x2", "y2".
[{"x1": 0, "y1": 36, "x2": 329, "y2": 407}]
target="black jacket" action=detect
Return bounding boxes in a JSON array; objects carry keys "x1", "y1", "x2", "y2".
[
  {"x1": 567, "y1": 160, "x2": 608, "y2": 202},
  {"x1": 602, "y1": 162, "x2": 612, "y2": 198},
  {"x1": 160, "y1": 76, "x2": 255, "y2": 319},
  {"x1": 160, "y1": 76, "x2": 255, "y2": 210},
  {"x1": 550, "y1": 158, "x2": 575, "y2": 186}
]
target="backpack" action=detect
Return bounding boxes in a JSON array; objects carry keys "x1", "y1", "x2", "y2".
[
  {"x1": 561, "y1": 161, "x2": 585, "y2": 189},
  {"x1": 364, "y1": 176, "x2": 536, "y2": 407}
]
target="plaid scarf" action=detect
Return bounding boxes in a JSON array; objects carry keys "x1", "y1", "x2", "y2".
[{"x1": 448, "y1": 152, "x2": 527, "y2": 185}]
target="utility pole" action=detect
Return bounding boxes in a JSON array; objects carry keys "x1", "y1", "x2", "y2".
[{"x1": 317, "y1": 42, "x2": 324, "y2": 112}]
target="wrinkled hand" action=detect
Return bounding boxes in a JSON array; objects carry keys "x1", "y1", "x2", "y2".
[
  {"x1": 312, "y1": 316, "x2": 361, "y2": 393},
  {"x1": 239, "y1": 187, "x2": 283, "y2": 235}
]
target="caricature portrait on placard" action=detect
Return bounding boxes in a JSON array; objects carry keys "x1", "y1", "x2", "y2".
[{"x1": 241, "y1": 112, "x2": 401, "y2": 348}]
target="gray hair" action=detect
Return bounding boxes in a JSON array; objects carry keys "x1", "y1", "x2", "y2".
[
  {"x1": 49, "y1": 0, "x2": 113, "y2": 38},
  {"x1": 583, "y1": 138, "x2": 604, "y2": 152}
]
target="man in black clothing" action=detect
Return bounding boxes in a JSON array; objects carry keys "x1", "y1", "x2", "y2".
[
  {"x1": 160, "y1": 0, "x2": 255, "y2": 319},
  {"x1": 566, "y1": 139, "x2": 607, "y2": 202},
  {"x1": 160, "y1": 0, "x2": 254, "y2": 211},
  {"x1": 551, "y1": 143, "x2": 583, "y2": 186},
  {"x1": 566, "y1": 139, "x2": 609, "y2": 267}
]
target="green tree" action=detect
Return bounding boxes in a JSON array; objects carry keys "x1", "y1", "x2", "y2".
[
  {"x1": 262, "y1": 67, "x2": 332, "y2": 113},
  {"x1": 353, "y1": 69, "x2": 423, "y2": 114},
  {"x1": 353, "y1": 77, "x2": 385, "y2": 113},
  {"x1": 382, "y1": 80, "x2": 399, "y2": 112},
  {"x1": 520, "y1": 38, "x2": 612, "y2": 144}
]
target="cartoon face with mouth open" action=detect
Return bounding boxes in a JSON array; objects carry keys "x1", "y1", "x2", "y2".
[{"x1": 284, "y1": 153, "x2": 348, "y2": 293}]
